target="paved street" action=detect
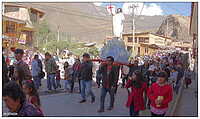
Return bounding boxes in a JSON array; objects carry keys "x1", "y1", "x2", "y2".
[
  {"x1": 3, "y1": 76, "x2": 197, "y2": 117},
  {"x1": 3, "y1": 79, "x2": 151, "y2": 116}
]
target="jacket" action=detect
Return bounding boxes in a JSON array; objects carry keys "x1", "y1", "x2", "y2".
[
  {"x1": 64, "y1": 67, "x2": 73, "y2": 80},
  {"x1": 17, "y1": 101, "x2": 44, "y2": 117},
  {"x1": 147, "y1": 83, "x2": 173, "y2": 109},
  {"x1": 13, "y1": 60, "x2": 32, "y2": 81},
  {"x1": 79, "y1": 61, "x2": 93, "y2": 80},
  {"x1": 44, "y1": 58, "x2": 57, "y2": 74},
  {"x1": 98, "y1": 64, "x2": 118, "y2": 88},
  {"x1": 125, "y1": 80, "x2": 147, "y2": 111},
  {"x1": 31, "y1": 59, "x2": 41, "y2": 77}
]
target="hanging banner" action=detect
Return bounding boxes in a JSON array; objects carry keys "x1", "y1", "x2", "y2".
[{"x1": 19, "y1": 33, "x2": 26, "y2": 44}]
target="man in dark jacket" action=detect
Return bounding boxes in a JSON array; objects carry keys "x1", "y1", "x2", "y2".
[
  {"x1": 97, "y1": 56, "x2": 118, "y2": 113},
  {"x1": 79, "y1": 53, "x2": 95, "y2": 103}
]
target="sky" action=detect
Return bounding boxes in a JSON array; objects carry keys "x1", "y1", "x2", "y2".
[{"x1": 93, "y1": 2, "x2": 191, "y2": 16}]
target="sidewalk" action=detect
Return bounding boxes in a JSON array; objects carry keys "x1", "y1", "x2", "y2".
[{"x1": 173, "y1": 71, "x2": 198, "y2": 116}]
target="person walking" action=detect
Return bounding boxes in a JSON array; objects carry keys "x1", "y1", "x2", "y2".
[
  {"x1": 79, "y1": 53, "x2": 95, "y2": 103},
  {"x1": 35, "y1": 54, "x2": 43, "y2": 87},
  {"x1": 125, "y1": 70, "x2": 147, "y2": 116},
  {"x1": 63, "y1": 61, "x2": 73, "y2": 92},
  {"x1": 184, "y1": 68, "x2": 192, "y2": 88},
  {"x1": 12, "y1": 49, "x2": 32, "y2": 87},
  {"x1": 97, "y1": 56, "x2": 118, "y2": 113},
  {"x1": 55, "y1": 65, "x2": 61, "y2": 89},
  {"x1": 72, "y1": 59, "x2": 81, "y2": 93},
  {"x1": 147, "y1": 72, "x2": 173, "y2": 117},
  {"x1": 44, "y1": 52, "x2": 57, "y2": 92},
  {"x1": 31, "y1": 55, "x2": 41, "y2": 89},
  {"x1": 121, "y1": 65, "x2": 129, "y2": 88}
]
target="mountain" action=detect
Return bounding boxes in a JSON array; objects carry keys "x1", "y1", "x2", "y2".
[
  {"x1": 156, "y1": 14, "x2": 192, "y2": 42},
  {"x1": 5, "y1": 3, "x2": 191, "y2": 43}
]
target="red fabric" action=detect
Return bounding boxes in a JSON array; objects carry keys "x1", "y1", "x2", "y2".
[
  {"x1": 28, "y1": 96, "x2": 38, "y2": 106},
  {"x1": 56, "y1": 70, "x2": 61, "y2": 80},
  {"x1": 125, "y1": 80, "x2": 147, "y2": 111},
  {"x1": 6, "y1": 57, "x2": 10, "y2": 65},
  {"x1": 29, "y1": 96, "x2": 44, "y2": 116},
  {"x1": 90, "y1": 59, "x2": 131, "y2": 66},
  {"x1": 73, "y1": 63, "x2": 81, "y2": 71},
  {"x1": 147, "y1": 83, "x2": 173, "y2": 109}
]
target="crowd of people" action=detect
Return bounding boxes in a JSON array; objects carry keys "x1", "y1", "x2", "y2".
[{"x1": 2, "y1": 48, "x2": 193, "y2": 117}]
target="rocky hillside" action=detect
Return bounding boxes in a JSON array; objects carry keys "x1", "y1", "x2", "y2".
[
  {"x1": 156, "y1": 14, "x2": 192, "y2": 41},
  {"x1": 5, "y1": 3, "x2": 191, "y2": 43}
]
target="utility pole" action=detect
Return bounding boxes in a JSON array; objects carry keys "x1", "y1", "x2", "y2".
[
  {"x1": 57, "y1": 25, "x2": 60, "y2": 55},
  {"x1": 130, "y1": 4, "x2": 138, "y2": 58}
]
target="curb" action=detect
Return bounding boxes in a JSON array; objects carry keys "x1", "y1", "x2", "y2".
[{"x1": 166, "y1": 77, "x2": 185, "y2": 116}]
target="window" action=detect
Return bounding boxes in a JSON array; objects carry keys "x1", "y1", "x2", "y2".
[
  {"x1": 134, "y1": 38, "x2": 137, "y2": 43},
  {"x1": 128, "y1": 37, "x2": 133, "y2": 42},
  {"x1": 139, "y1": 37, "x2": 144, "y2": 43},
  {"x1": 144, "y1": 38, "x2": 149, "y2": 43},
  {"x1": 138, "y1": 47, "x2": 140, "y2": 56},
  {"x1": 139, "y1": 37, "x2": 149, "y2": 43},
  {"x1": 127, "y1": 46, "x2": 132, "y2": 52},
  {"x1": 6, "y1": 22, "x2": 16, "y2": 33}
]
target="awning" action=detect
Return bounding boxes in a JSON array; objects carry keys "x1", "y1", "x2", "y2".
[
  {"x1": 3, "y1": 15, "x2": 26, "y2": 24},
  {"x1": 20, "y1": 27, "x2": 35, "y2": 31}
]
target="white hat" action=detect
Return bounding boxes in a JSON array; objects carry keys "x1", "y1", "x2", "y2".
[{"x1": 149, "y1": 65, "x2": 156, "y2": 71}]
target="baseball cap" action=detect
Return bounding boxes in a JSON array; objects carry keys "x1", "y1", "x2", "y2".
[
  {"x1": 157, "y1": 72, "x2": 167, "y2": 78},
  {"x1": 83, "y1": 53, "x2": 90, "y2": 58}
]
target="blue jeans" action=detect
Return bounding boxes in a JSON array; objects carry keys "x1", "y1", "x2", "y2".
[
  {"x1": 47, "y1": 74, "x2": 57, "y2": 90},
  {"x1": 56, "y1": 80, "x2": 61, "y2": 88},
  {"x1": 80, "y1": 80, "x2": 95, "y2": 100},
  {"x1": 100, "y1": 87, "x2": 115, "y2": 110},
  {"x1": 64, "y1": 80, "x2": 71, "y2": 90},
  {"x1": 130, "y1": 104, "x2": 139, "y2": 116},
  {"x1": 33, "y1": 76, "x2": 40, "y2": 89}
]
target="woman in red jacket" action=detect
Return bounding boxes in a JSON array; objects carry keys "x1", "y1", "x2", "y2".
[
  {"x1": 147, "y1": 71, "x2": 173, "y2": 117},
  {"x1": 125, "y1": 70, "x2": 147, "y2": 116}
]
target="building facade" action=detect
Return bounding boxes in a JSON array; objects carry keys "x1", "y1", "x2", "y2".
[
  {"x1": 123, "y1": 32, "x2": 173, "y2": 56},
  {"x1": 3, "y1": 3, "x2": 45, "y2": 47},
  {"x1": 3, "y1": 15, "x2": 26, "y2": 48}
]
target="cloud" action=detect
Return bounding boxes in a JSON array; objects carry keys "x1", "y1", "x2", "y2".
[
  {"x1": 122, "y1": 3, "x2": 163, "y2": 16},
  {"x1": 93, "y1": 3, "x2": 103, "y2": 6}
]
